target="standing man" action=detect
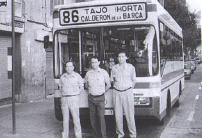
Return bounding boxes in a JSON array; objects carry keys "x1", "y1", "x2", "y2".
[
  {"x1": 59, "y1": 61, "x2": 83, "y2": 138},
  {"x1": 85, "y1": 56, "x2": 111, "y2": 138},
  {"x1": 111, "y1": 51, "x2": 137, "y2": 138}
]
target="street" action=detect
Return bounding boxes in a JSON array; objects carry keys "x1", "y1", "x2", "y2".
[
  {"x1": 0, "y1": 64, "x2": 202, "y2": 138},
  {"x1": 81, "y1": 64, "x2": 202, "y2": 138}
]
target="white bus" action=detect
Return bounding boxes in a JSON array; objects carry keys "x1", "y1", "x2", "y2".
[{"x1": 53, "y1": 0, "x2": 184, "y2": 123}]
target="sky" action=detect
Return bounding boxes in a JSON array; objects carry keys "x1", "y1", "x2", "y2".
[{"x1": 186, "y1": 0, "x2": 201, "y2": 12}]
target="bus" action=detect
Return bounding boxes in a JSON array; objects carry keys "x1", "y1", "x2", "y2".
[{"x1": 53, "y1": 0, "x2": 184, "y2": 123}]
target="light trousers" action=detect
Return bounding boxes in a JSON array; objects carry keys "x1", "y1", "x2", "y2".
[
  {"x1": 113, "y1": 89, "x2": 136, "y2": 138},
  {"x1": 61, "y1": 96, "x2": 82, "y2": 138}
]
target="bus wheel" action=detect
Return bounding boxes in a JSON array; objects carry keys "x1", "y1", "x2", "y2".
[
  {"x1": 179, "y1": 82, "x2": 182, "y2": 96},
  {"x1": 157, "y1": 118, "x2": 164, "y2": 125},
  {"x1": 166, "y1": 92, "x2": 171, "y2": 116},
  {"x1": 175, "y1": 83, "x2": 182, "y2": 107},
  {"x1": 175, "y1": 98, "x2": 180, "y2": 108}
]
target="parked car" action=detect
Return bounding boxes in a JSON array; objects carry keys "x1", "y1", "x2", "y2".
[
  {"x1": 184, "y1": 63, "x2": 191, "y2": 80},
  {"x1": 190, "y1": 60, "x2": 196, "y2": 71},
  {"x1": 195, "y1": 57, "x2": 202, "y2": 64},
  {"x1": 185, "y1": 61, "x2": 195, "y2": 73}
]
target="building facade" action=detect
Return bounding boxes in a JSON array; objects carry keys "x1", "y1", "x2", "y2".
[
  {"x1": 0, "y1": 0, "x2": 58, "y2": 102},
  {"x1": 19, "y1": 0, "x2": 53, "y2": 102},
  {"x1": 0, "y1": 0, "x2": 91, "y2": 103},
  {"x1": 0, "y1": 0, "x2": 24, "y2": 102}
]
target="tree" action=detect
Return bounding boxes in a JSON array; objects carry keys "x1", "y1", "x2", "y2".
[{"x1": 165, "y1": 0, "x2": 201, "y2": 50}]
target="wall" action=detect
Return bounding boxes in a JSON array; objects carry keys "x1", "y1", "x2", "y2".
[
  {"x1": 0, "y1": 0, "x2": 23, "y2": 101},
  {"x1": 18, "y1": 0, "x2": 52, "y2": 102},
  {"x1": 19, "y1": 24, "x2": 47, "y2": 101}
]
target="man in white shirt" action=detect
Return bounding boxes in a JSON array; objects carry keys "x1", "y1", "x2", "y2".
[
  {"x1": 59, "y1": 61, "x2": 83, "y2": 138},
  {"x1": 111, "y1": 51, "x2": 137, "y2": 138},
  {"x1": 85, "y1": 56, "x2": 111, "y2": 138}
]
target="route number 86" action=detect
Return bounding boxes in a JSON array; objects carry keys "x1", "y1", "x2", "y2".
[{"x1": 63, "y1": 10, "x2": 79, "y2": 23}]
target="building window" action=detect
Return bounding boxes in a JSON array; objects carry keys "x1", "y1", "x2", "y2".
[
  {"x1": 15, "y1": 0, "x2": 23, "y2": 17},
  {"x1": 54, "y1": 0, "x2": 64, "y2": 5},
  {"x1": 50, "y1": 0, "x2": 64, "y2": 15}
]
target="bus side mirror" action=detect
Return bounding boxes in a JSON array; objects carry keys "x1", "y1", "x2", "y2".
[{"x1": 44, "y1": 35, "x2": 49, "y2": 49}]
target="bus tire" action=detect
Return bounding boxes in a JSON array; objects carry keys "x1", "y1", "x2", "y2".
[
  {"x1": 179, "y1": 82, "x2": 182, "y2": 96},
  {"x1": 175, "y1": 83, "x2": 182, "y2": 107},
  {"x1": 175, "y1": 98, "x2": 180, "y2": 108},
  {"x1": 166, "y1": 92, "x2": 171, "y2": 116},
  {"x1": 157, "y1": 118, "x2": 164, "y2": 125}
]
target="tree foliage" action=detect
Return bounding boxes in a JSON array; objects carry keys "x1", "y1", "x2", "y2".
[{"x1": 165, "y1": 0, "x2": 201, "y2": 50}]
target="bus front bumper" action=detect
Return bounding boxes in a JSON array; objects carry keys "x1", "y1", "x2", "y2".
[
  {"x1": 134, "y1": 97, "x2": 161, "y2": 120},
  {"x1": 54, "y1": 96, "x2": 162, "y2": 121}
]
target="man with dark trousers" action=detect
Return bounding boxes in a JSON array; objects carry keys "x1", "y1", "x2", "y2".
[{"x1": 85, "y1": 56, "x2": 111, "y2": 138}]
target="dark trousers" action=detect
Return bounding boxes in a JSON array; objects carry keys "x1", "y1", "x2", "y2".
[{"x1": 88, "y1": 94, "x2": 106, "y2": 138}]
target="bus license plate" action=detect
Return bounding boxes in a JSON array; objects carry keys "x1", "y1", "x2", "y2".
[{"x1": 105, "y1": 109, "x2": 114, "y2": 115}]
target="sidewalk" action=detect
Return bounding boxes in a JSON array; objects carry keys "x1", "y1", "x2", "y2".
[
  {"x1": 0, "y1": 98, "x2": 62, "y2": 138},
  {"x1": 189, "y1": 82, "x2": 202, "y2": 137},
  {"x1": 0, "y1": 97, "x2": 94, "y2": 138}
]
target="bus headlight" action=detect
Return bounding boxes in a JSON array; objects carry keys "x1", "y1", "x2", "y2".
[{"x1": 134, "y1": 97, "x2": 152, "y2": 106}]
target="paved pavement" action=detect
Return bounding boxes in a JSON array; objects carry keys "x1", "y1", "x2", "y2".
[
  {"x1": 0, "y1": 98, "x2": 62, "y2": 138},
  {"x1": 189, "y1": 82, "x2": 202, "y2": 137},
  {"x1": 0, "y1": 97, "x2": 95, "y2": 138},
  {"x1": 160, "y1": 64, "x2": 202, "y2": 138},
  {"x1": 1, "y1": 66, "x2": 202, "y2": 138}
]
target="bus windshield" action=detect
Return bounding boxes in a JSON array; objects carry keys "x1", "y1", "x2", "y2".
[{"x1": 54, "y1": 25, "x2": 158, "y2": 78}]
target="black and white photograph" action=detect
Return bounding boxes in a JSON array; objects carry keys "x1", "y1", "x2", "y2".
[{"x1": 0, "y1": 0, "x2": 201, "y2": 138}]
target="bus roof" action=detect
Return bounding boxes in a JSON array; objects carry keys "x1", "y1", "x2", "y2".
[
  {"x1": 54, "y1": 0, "x2": 153, "y2": 10},
  {"x1": 156, "y1": 2, "x2": 182, "y2": 37}
]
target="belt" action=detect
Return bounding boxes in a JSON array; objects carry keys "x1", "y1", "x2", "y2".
[
  {"x1": 62, "y1": 94, "x2": 79, "y2": 97},
  {"x1": 89, "y1": 93, "x2": 104, "y2": 98},
  {"x1": 113, "y1": 87, "x2": 132, "y2": 92}
]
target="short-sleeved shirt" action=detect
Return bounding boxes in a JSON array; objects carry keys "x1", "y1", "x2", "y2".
[
  {"x1": 111, "y1": 63, "x2": 136, "y2": 90},
  {"x1": 59, "y1": 72, "x2": 84, "y2": 96},
  {"x1": 85, "y1": 68, "x2": 110, "y2": 96}
]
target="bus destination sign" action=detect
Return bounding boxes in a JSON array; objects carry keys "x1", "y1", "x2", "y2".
[{"x1": 59, "y1": 3, "x2": 147, "y2": 26}]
